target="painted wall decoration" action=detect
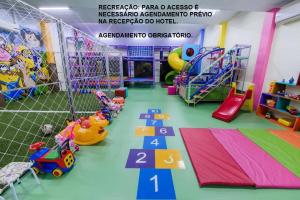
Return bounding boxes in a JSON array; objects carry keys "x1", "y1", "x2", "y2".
[{"x1": 0, "y1": 26, "x2": 50, "y2": 100}]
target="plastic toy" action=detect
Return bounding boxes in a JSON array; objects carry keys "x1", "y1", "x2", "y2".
[
  {"x1": 278, "y1": 118, "x2": 293, "y2": 127},
  {"x1": 89, "y1": 114, "x2": 109, "y2": 128},
  {"x1": 72, "y1": 117, "x2": 108, "y2": 146},
  {"x1": 276, "y1": 90, "x2": 286, "y2": 96},
  {"x1": 268, "y1": 81, "x2": 276, "y2": 93},
  {"x1": 81, "y1": 118, "x2": 90, "y2": 128},
  {"x1": 100, "y1": 108, "x2": 113, "y2": 122},
  {"x1": 265, "y1": 112, "x2": 272, "y2": 119},
  {"x1": 29, "y1": 139, "x2": 75, "y2": 177},
  {"x1": 29, "y1": 142, "x2": 46, "y2": 151},
  {"x1": 112, "y1": 96, "x2": 125, "y2": 106},
  {"x1": 95, "y1": 111, "x2": 107, "y2": 120},
  {"x1": 288, "y1": 94, "x2": 300, "y2": 100},
  {"x1": 286, "y1": 106, "x2": 298, "y2": 115},
  {"x1": 266, "y1": 99, "x2": 276, "y2": 108},
  {"x1": 94, "y1": 90, "x2": 122, "y2": 117},
  {"x1": 55, "y1": 123, "x2": 79, "y2": 152}
]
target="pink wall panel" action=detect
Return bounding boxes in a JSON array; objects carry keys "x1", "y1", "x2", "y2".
[{"x1": 253, "y1": 9, "x2": 279, "y2": 109}]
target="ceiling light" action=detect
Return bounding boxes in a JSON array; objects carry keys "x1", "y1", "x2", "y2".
[{"x1": 39, "y1": 7, "x2": 70, "y2": 11}]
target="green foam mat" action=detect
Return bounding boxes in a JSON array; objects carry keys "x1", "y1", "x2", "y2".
[{"x1": 240, "y1": 128, "x2": 300, "y2": 178}]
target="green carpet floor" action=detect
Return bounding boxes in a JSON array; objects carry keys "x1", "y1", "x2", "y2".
[
  {"x1": 0, "y1": 91, "x2": 98, "y2": 167},
  {"x1": 3, "y1": 86, "x2": 300, "y2": 200}
]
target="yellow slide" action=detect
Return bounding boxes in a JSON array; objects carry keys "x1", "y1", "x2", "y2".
[
  {"x1": 166, "y1": 48, "x2": 187, "y2": 84},
  {"x1": 167, "y1": 48, "x2": 186, "y2": 72}
]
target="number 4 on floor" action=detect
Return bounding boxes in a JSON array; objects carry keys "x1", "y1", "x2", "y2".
[{"x1": 143, "y1": 136, "x2": 167, "y2": 149}]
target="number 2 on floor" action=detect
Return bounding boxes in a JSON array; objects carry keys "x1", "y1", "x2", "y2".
[{"x1": 136, "y1": 152, "x2": 147, "y2": 164}]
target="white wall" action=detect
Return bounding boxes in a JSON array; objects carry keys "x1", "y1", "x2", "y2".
[
  {"x1": 263, "y1": 20, "x2": 300, "y2": 91},
  {"x1": 202, "y1": 12, "x2": 265, "y2": 88},
  {"x1": 203, "y1": 25, "x2": 220, "y2": 47},
  {"x1": 192, "y1": 33, "x2": 200, "y2": 45},
  {"x1": 225, "y1": 12, "x2": 265, "y2": 88}
]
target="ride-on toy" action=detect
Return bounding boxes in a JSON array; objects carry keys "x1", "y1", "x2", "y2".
[
  {"x1": 100, "y1": 108, "x2": 113, "y2": 122},
  {"x1": 89, "y1": 113, "x2": 109, "y2": 128},
  {"x1": 29, "y1": 140, "x2": 75, "y2": 177},
  {"x1": 94, "y1": 90, "x2": 122, "y2": 117},
  {"x1": 72, "y1": 117, "x2": 108, "y2": 146}
]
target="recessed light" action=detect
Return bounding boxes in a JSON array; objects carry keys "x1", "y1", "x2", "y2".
[{"x1": 39, "y1": 7, "x2": 70, "y2": 11}]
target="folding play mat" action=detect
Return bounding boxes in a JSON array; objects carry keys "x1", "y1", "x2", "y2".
[{"x1": 180, "y1": 128, "x2": 300, "y2": 188}]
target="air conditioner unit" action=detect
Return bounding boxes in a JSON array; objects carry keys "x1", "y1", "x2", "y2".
[{"x1": 275, "y1": 1, "x2": 300, "y2": 25}]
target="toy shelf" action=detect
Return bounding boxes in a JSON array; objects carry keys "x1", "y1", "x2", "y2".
[{"x1": 257, "y1": 82, "x2": 300, "y2": 131}]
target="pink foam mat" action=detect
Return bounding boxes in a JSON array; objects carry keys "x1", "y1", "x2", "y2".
[
  {"x1": 180, "y1": 128, "x2": 254, "y2": 187},
  {"x1": 210, "y1": 128, "x2": 300, "y2": 188}
]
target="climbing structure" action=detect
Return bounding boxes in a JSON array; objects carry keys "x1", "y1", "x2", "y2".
[{"x1": 176, "y1": 45, "x2": 251, "y2": 105}]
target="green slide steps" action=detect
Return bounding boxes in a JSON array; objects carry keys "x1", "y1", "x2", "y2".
[{"x1": 240, "y1": 128, "x2": 300, "y2": 178}]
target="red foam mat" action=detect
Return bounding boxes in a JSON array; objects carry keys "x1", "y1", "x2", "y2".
[{"x1": 180, "y1": 128, "x2": 254, "y2": 187}]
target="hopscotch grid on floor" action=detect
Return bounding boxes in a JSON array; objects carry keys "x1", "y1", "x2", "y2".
[{"x1": 125, "y1": 108, "x2": 184, "y2": 199}]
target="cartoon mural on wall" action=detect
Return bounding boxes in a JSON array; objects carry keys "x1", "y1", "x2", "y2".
[{"x1": 0, "y1": 26, "x2": 51, "y2": 100}]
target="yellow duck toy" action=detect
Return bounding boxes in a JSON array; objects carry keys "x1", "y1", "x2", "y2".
[
  {"x1": 89, "y1": 112, "x2": 109, "y2": 128},
  {"x1": 73, "y1": 117, "x2": 108, "y2": 146}
]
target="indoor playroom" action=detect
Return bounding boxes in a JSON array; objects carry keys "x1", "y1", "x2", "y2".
[{"x1": 0, "y1": 0, "x2": 300, "y2": 200}]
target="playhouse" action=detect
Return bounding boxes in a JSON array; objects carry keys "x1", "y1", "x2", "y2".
[{"x1": 0, "y1": 0, "x2": 300, "y2": 200}]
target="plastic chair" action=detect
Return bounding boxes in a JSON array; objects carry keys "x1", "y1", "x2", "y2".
[{"x1": 0, "y1": 163, "x2": 40, "y2": 200}]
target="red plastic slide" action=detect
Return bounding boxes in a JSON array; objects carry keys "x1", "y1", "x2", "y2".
[{"x1": 212, "y1": 88, "x2": 252, "y2": 122}]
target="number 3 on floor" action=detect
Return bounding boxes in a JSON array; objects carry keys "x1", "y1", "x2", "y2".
[
  {"x1": 150, "y1": 174, "x2": 159, "y2": 192},
  {"x1": 164, "y1": 154, "x2": 174, "y2": 164}
]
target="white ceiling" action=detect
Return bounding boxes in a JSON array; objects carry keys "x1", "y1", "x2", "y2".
[{"x1": 22, "y1": 0, "x2": 293, "y2": 46}]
